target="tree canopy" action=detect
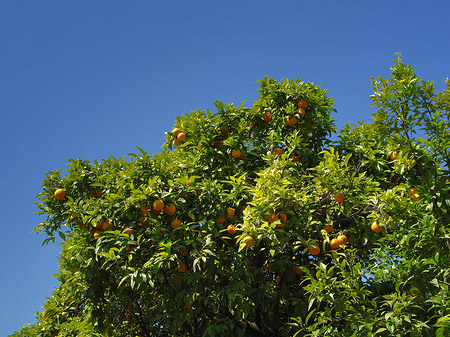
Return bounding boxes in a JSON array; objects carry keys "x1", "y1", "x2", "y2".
[{"x1": 13, "y1": 56, "x2": 450, "y2": 337}]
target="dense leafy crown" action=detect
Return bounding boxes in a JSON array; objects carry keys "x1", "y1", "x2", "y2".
[{"x1": 14, "y1": 57, "x2": 450, "y2": 337}]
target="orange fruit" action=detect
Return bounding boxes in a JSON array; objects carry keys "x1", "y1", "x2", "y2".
[
  {"x1": 124, "y1": 227, "x2": 134, "y2": 235},
  {"x1": 297, "y1": 98, "x2": 308, "y2": 109},
  {"x1": 178, "y1": 247, "x2": 189, "y2": 257},
  {"x1": 187, "y1": 179, "x2": 194, "y2": 186},
  {"x1": 140, "y1": 205, "x2": 149, "y2": 215},
  {"x1": 275, "y1": 276, "x2": 281, "y2": 285},
  {"x1": 163, "y1": 203, "x2": 176, "y2": 215},
  {"x1": 273, "y1": 148, "x2": 283, "y2": 156},
  {"x1": 324, "y1": 224, "x2": 333, "y2": 233},
  {"x1": 172, "y1": 128, "x2": 182, "y2": 137},
  {"x1": 226, "y1": 207, "x2": 235, "y2": 218},
  {"x1": 286, "y1": 115, "x2": 297, "y2": 125},
  {"x1": 102, "y1": 221, "x2": 114, "y2": 231},
  {"x1": 232, "y1": 149, "x2": 242, "y2": 158},
  {"x1": 92, "y1": 189, "x2": 102, "y2": 198},
  {"x1": 218, "y1": 216, "x2": 226, "y2": 224},
  {"x1": 334, "y1": 193, "x2": 345, "y2": 203},
  {"x1": 93, "y1": 231, "x2": 102, "y2": 239},
  {"x1": 243, "y1": 235, "x2": 254, "y2": 247},
  {"x1": 54, "y1": 188, "x2": 66, "y2": 200},
  {"x1": 178, "y1": 263, "x2": 187, "y2": 273},
  {"x1": 125, "y1": 305, "x2": 132, "y2": 313},
  {"x1": 390, "y1": 151, "x2": 399, "y2": 160},
  {"x1": 263, "y1": 110, "x2": 271, "y2": 122},
  {"x1": 227, "y1": 224, "x2": 237, "y2": 234},
  {"x1": 177, "y1": 132, "x2": 186, "y2": 142},
  {"x1": 309, "y1": 245, "x2": 320, "y2": 256},
  {"x1": 171, "y1": 219, "x2": 181, "y2": 228},
  {"x1": 61, "y1": 312, "x2": 68, "y2": 318},
  {"x1": 70, "y1": 214, "x2": 78, "y2": 222},
  {"x1": 153, "y1": 199, "x2": 164, "y2": 212},
  {"x1": 292, "y1": 154, "x2": 300, "y2": 162},
  {"x1": 266, "y1": 263, "x2": 272, "y2": 272},
  {"x1": 173, "y1": 138, "x2": 182, "y2": 146},
  {"x1": 268, "y1": 213, "x2": 279, "y2": 223},
  {"x1": 371, "y1": 221, "x2": 382, "y2": 233},
  {"x1": 297, "y1": 107, "x2": 306, "y2": 117},
  {"x1": 278, "y1": 212, "x2": 287, "y2": 224},
  {"x1": 295, "y1": 266, "x2": 304, "y2": 275},
  {"x1": 410, "y1": 187, "x2": 419, "y2": 199},
  {"x1": 337, "y1": 234, "x2": 348, "y2": 245},
  {"x1": 330, "y1": 238, "x2": 341, "y2": 250},
  {"x1": 186, "y1": 303, "x2": 193, "y2": 310}
]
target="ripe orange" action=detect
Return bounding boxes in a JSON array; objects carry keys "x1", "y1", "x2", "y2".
[
  {"x1": 266, "y1": 263, "x2": 272, "y2": 272},
  {"x1": 163, "y1": 203, "x2": 176, "y2": 215},
  {"x1": 275, "y1": 276, "x2": 281, "y2": 285},
  {"x1": 178, "y1": 263, "x2": 187, "y2": 273},
  {"x1": 102, "y1": 221, "x2": 114, "y2": 231},
  {"x1": 124, "y1": 227, "x2": 134, "y2": 235},
  {"x1": 334, "y1": 193, "x2": 345, "y2": 203},
  {"x1": 232, "y1": 149, "x2": 242, "y2": 158},
  {"x1": 171, "y1": 219, "x2": 181, "y2": 228},
  {"x1": 390, "y1": 151, "x2": 399, "y2": 160},
  {"x1": 297, "y1": 98, "x2": 308, "y2": 109},
  {"x1": 243, "y1": 235, "x2": 254, "y2": 247},
  {"x1": 173, "y1": 138, "x2": 182, "y2": 146},
  {"x1": 187, "y1": 179, "x2": 194, "y2": 186},
  {"x1": 218, "y1": 216, "x2": 226, "y2": 224},
  {"x1": 54, "y1": 188, "x2": 66, "y2": 200},
  {"x1": 92, "y1": 189, "x2": 102, "y2": 198},
  {"x1": 324, "y1": 224, "x2": 333, "y2": 233},
  {"x1": 70, "y1": 214, "x2": 78, "y2": 222},
  {"x1": 278, "y1": 212, "x2": 287, "y2": 224},
  {"x1": 286, "y1": 115, "x2": 297, "y2": 126},
  {"x1": 371, "y1": 221, "x2": 382, "y2": 233},
  {"x1": 226, "y1": 207, "x2": 235, "y2": 218},
  {"x1": 61, "y1": 312, "x2": 68, "y2": 318},
  {"x1": 273, "y1": 148, "x2": 283, "y2": 156},
  {"x1": 309, "y1": 245, "x2": 320, "y2": 256},
  {"x1": 227, "y1": 224, "x2": 237, "y2": 234},
  {"x1": 179, "y1": 247, "x2": 189, "y2": 257},
  {"x1": 153, "y1": 199, "x2": 164, "y2": 212},
  {"x1": 172, "y1": 128, "x2": 182, "y2": 137},
  {"x1": 177, "y1": 132, "x2": 186, "y2": 142},
  {"x1": 295, "y1": 266, "x2": 304, "y2": 275},
  {"x1": 140, "y1": 205, "x2": 149, "y2": 215},
  {"x1": 297, "y1": 107, "x2": 306, "y2": 117},
  {"x1": 337, "y1": 234, "x2": 348, "y2": 245},
  {"x1": 93, "y1": 231, "x2": 102, "y2": 239},
  {"x1": 292, "y1": 154, "x2": 300, "y2": 162},
  {"x1": 330, "y1": 238, "x2": 340, "y2": 250},
  {"x1": 410, "y1": 187, "x2": 419, "y2": 199},
  {"x1": 263, "y1": 110, "x2": 271, "y2": 122},
  {"x1": 268, "y1": 213, "x2": 279, "y2": 223}
]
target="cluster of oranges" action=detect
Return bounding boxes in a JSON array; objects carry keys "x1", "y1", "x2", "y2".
[{"x1": 171, "y1": 128, "x2": 187, "y2": 147}]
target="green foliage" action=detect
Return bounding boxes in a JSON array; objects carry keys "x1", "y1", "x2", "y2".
[{"x1": 13, "y1": 61, "x2": 450, "y2": 336}]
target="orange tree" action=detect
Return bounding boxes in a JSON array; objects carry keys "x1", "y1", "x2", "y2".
[{"x1": 14, "y1": 57, "x2": 450, "y2": 336}]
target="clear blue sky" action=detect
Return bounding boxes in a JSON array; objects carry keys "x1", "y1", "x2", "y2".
[{"x1": 1, "y1": 1, "x2": 449, "y2": 335}]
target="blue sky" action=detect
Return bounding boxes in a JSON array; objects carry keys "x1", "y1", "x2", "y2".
[{"x1": 1, "y1": 1, "x2": 449, "y2": 335}]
